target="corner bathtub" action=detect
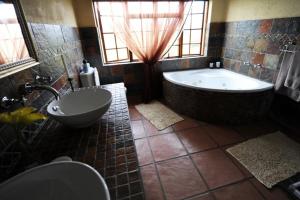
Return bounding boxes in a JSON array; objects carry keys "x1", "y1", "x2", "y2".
[{"x1": 163, "y1": 69, "x2": 274, "y2": 124}]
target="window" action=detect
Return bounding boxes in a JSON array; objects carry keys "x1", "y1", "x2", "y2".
[
  {"x1": 94, "y1": 1, "x2": 209, "y2": 64},
  {"x1": 0, "y1": 0, "x2": 37, "y2": 78}
]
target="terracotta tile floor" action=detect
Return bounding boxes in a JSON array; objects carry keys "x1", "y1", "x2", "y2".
[{"x1": 129, "y1": 106, "x2": 291, "y2": 200}]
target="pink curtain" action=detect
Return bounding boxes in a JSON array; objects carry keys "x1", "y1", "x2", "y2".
[
  {"x1": 0, "y1": 3, "x2": 29, "y2": 65},
  {"x1": 94, "y1": 1, "x2": 192, "y2": 102}
]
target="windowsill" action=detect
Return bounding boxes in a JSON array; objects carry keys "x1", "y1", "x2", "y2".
[
  {"x1": 102, "y1": 55, "x2": 207, "y2": 67},
  {"x1": 0, "y1": 60, "x2": 39, "y2": 79}
]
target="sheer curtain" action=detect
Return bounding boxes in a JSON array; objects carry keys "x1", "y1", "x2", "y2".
[{"x1": 94, "y1": 1, "x2": 192, "y2": 102}]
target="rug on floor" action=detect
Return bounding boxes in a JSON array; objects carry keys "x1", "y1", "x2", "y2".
[
  {"x1": 135, "y1": 101, "x2": 183, "y2": 130},
  {"x1": 227, "y1": 132, "x2": 300, "y2": 188}
]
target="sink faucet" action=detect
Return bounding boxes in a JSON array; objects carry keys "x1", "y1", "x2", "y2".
[
  {"x1": 19, "y1": 75, "x2": 60, "y2": 100},
  {"x1": 21, "y1": 83, "x2": 60, "y2": 100}
]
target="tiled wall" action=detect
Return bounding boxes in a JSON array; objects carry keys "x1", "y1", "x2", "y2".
[
  {"x1": 79, "y1": 27, "x2": 215, "y2": 96},
  {"x1": 210, "y1": 17, "x2": 300, "y2": 83},
  {"x1": 0, "y1": 23, "x2": 84, "y2": 153}
]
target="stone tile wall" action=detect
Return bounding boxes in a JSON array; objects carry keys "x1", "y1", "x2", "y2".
[
  {"x1": 0, "y1": 23, "x2": 84, "y2": 153},
  {"x1": 211, "y1": 17, "x2": 300, "y2": 83}
]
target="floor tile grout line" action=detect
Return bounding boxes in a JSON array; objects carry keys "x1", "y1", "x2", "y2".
[
  {"x1": 127, "y1": 107, "x2": 146, "y2": 199},
  {"x1": 181, "y1": 192, "x2": 213, "y2": 200},
  {"x1": 134, "y1": 116, "x2": 170, "y2": 200},
  {"x1": 144, "y1": 135, "x2": 169, "y2": 200},
  {"x1": 220, "y1": 146, "x2": 254, "y2": 179},
  {"x1": 141, "y1": 118, "x2": 174, "y2": 137},
  {"x1": 248, "y1": 178, "x2": 268, "y2": 200},
  {"x1": 138, "y1": 140, "x2": 249, "y2": 167},
  {"x1": 175, "y1": 132, "x2": 216, "y2": 200},
  {"x1": 138, "y1": 143, "x2": 239, "y2": 167},
  {"x1": 135, "y1": 123, "x2": 208, "y2": 140},
  {"x1": 180, "y1": 176, "x2": 258, "y2": 200}
]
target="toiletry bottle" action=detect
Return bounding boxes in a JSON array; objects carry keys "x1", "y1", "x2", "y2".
[{"x1": 82, "y1": 59, "x2": 89, "y2": 73}]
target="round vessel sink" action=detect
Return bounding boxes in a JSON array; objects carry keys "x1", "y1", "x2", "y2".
[
  {"x1": 0, "y1": 161, "x2": 110, "y2": 200},
  {"x1": 47, "y1": 87, "x2": 112, "y2": 128}
]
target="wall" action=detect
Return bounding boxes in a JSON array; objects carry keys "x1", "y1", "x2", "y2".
[
  {"x1": 210, "y1": 0, "x2": 300, "y2": 22},
  {"x1": 217, "y1": 17, "x2": 300, "y2": 83},
  {"x1": 210, "y1": 0, "x2": 228, "y2": 22},
  {"x1": 20, "y1": 0, "x2": 77, "y2": 26},
  {"x1": 73, "y1": 0, "x2": 95, "y2": 27},
  {"x1": 224, "y1": 0, "x2": 300, "y2": 22},
  {"x1": 209, "y1": 0, "x2": 300, "y2": 83},
  {"x1": 0, "y1": 0, "x2": 84, "y2": 158}
]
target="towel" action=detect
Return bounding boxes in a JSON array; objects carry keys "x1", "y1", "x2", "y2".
[
  {"x1": 275, "y1": 45, "x2": 300, "y2": 102},
  {"x1": 284, "y1": 46, "x2": 300, "y2": 90},
  {"x1": 94, "y1": 67, "x2": 100, "y2": 86}
]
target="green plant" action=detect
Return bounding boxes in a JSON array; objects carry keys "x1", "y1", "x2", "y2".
[{"x1": 0, "y1": 107, "x2": 47, "y2": 159}]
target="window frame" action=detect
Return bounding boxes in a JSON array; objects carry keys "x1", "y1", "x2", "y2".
[
  {"x1": 94, "y1": 0, "x2": 209, "y2": 65},
  {"x1": 0, "y1": 0, "x2": 38, "y2": 78}
]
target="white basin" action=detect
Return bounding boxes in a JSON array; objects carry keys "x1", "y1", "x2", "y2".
[
  {"x1": 47, "y1": 87, "x2": 112, "y2": 128},
  {"x1": 0, "y1": 161, "x2": 110, "y2": 200}
]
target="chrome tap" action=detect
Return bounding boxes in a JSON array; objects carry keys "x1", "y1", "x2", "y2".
[
  {"x1": 1, "y1": 96, "x2": 27, "y2": 109},
  {"x1": 21, "y1": 83, "x2": 60, "y2": 100},
  {"x1": 19, "y1": 75, "x2": 60, "y2": 100}
]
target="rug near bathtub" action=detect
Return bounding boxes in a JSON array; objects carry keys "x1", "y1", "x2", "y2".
[
  {"x1": 227, "y1": 132, "x2": 300, "y2": 188},
  {"x1": 135, "y1": 101, "x2": 183, "y2": 130}
]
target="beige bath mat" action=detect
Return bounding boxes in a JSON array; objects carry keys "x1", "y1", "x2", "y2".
[
  {"x1": 135, "y1": 101, "x2": 183, "y2": 130},
  {"x1": 227, "y1": 132, "x2": 300, "y2": 188}
]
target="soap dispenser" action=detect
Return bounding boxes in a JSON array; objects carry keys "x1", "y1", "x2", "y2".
[{"x1": 82, "y1": 59, "x2": 90, "y2": 73}]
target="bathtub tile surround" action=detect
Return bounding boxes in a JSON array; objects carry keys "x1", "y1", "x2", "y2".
[
  {"x1": 6, "y1": 83, "x2": 144, "y2": 200},
  {"x1": 129, "y1": 106, "x2": 291, "y2": 200},
  {"x1": 210, "y1": 17, "x2": 300, "y2": 83}
]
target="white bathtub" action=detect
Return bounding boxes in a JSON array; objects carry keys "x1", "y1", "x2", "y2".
[
  {"x1": 163, "y1": 68, "x2": 274, "y2": 124},
  {"x1": 163, "y1": 68, "x2": 274, "y2": 93}
]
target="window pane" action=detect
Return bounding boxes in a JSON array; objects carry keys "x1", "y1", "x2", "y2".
[
  {"x1": 190, "y1": 29, "x2": 201, "y2": 43},
  {"x1": 132, "y1": 53, "x2": 139, "y2": 60},
  {"x1": 141, "y1": 2, "x2": 153, "y2": 14},
  {"x1": 190, "y1": 44, "x2": 200, "y2": 54},
  {"x1": 128, "y1": 2, "x2": 140, "y2": 14},
  {"x1": 129, "y1": 19, "x2": 142, "y2": 31},
  {"x1": 183, "y1": 30, "x2": 190, "y2": 44},
  {"x1": 168, "y1": 45, "x2": 179, "y2": 57},
  {"x1": 191, "y1": 14, "x2": 203, "y2": 29},
  {"x1": 116, "y1": 37, "x2": 126, "y2": 48},
  {"x1": 98, "y1": 2, "x2": 111, "y2": 15},
  {"x1": 158, "y1": 2, "x2": 179, "y2": 13},
  {"x1": 184, "y1": 15, "x2": 191, "y2": 29},
  {"x1": 117, "y1": 48, "x2": 128, "y2": 60},
  {"x1": 103, "y1": 34, "x2": 116, "y2": 49},
  {"x1": 0, "y1": 3, "x2": 30, "y2": 65},
  {"x1": 106, "y1": 49, "x2": 118, "y2": 61},
  {"x1": 142, "y1": 19, "x2": 153, "y2": 31},
  {"x1": 173, "y1": 37, "x2": 180, "y2": 45},
  {"x1": 192, "y1": 1, "x2": 204, "y2": 14},
  {"x1": 101, "y1": 17, "x2": 113, "y2": 32},
  {"x1": 182, "y1": 44, "x2": 189, "y2": 55}
]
